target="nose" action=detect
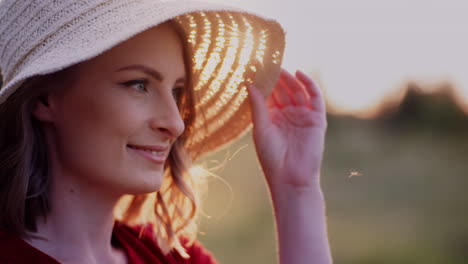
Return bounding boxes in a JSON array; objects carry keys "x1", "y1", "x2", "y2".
[{"x1": 149, "y1": 93, "x2": 185, "y2": 140}]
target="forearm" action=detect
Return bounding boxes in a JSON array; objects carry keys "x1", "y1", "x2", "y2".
[
  {"x1": 270, "y1": 179, "x2": 332, "y2": 264},
  {"x1": 248, "y1": 69, "x2": 331, "y2": 263}
]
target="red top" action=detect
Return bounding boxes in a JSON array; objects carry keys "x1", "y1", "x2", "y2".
[{"x1": 0, "y1": 222, "x2": 217, "y2": 264}]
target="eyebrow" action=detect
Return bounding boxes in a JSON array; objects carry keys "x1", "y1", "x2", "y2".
[{"x1": 116, "y1": 64, "x2": 186, "y2": 83}]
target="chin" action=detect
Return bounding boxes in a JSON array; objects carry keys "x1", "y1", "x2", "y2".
[{"x1": 117, "y1": 170, "x2": 164, "y2": 195}]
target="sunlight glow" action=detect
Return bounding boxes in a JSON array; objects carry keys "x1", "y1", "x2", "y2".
[
  {"x1": 203, "y1": 0, "x2": 468, "y2": 117},
  {"x1": 197, "y1": 14, "x2": 239, "y2": 105},
  {"x1": 193, "y1": 13, "x2": 212, "y2": 72}
]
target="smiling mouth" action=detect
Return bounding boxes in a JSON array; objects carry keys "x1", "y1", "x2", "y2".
[
  {"x1": 127, "y1": 145, "x2": 165, "y2": 155},
  {"x1": 127, "y1": 144, "x2": 169, "y2": 164}
]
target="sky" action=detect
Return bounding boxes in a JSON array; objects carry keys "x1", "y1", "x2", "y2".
[{"x1": 205, "y1": 0, "x2": 468, "y2": 117}]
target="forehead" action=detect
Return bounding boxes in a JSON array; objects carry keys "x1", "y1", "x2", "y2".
[{"x1": 76, "y1": 22, "x2": 186, "y2": 79}]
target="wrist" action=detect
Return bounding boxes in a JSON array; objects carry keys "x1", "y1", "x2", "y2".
[
  {"x1": 269, "y1": 181, "x2": 332, "y2": 264},
  {"x1": 266, "y1": 171, "x2": 324, "y2": 199},
  {"x1": 269, "y1": 183, "x2": 325, "y2": 213}
]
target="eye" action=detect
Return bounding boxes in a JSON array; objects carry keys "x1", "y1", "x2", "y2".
[
  {"x1": 120, "y1": 79, "x2": 148, "y2": 93},
  {"x1": 172, "y1": 86, "x2": 184, "y2": 101}
]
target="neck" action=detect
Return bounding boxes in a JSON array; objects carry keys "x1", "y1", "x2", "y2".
[{"x1": 25, "y1": 169, "x2": 126, "y2": 264}]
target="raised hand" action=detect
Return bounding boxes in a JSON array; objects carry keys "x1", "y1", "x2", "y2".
[
  {"x1": 248, "y1": 69, "x2": 327, "y2": 192},
  {"x1": 248, "y1": 69, "x2": 332, "y2": 264}
]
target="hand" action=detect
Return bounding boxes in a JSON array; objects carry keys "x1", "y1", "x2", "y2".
[{"x1": 248, "y1": 69, "x2": 327, "y2": 192}]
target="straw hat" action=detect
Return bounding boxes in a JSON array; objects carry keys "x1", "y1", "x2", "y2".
[{"x1": 0, "y1": 0, "x2": 285, "y2": 158}]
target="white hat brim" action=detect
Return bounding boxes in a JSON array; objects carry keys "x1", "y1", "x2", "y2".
[{"x1": 0, "y1": 0, "x2": 285, "y2": 157}]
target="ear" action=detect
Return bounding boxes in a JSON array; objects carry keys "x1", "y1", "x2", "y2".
[{"x1": 32, "y1": 95, "x2": 55, "y2": 122}]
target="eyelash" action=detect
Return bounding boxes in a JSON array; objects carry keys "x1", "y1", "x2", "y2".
[
  {"x1": 172, "y1": 86, "x2": 184, "y2": 101},
  {"x1": 120, "y1": 79, "x2": 148, "y2": 92},
  {"x1": 120, "y1": 79, "x2": 184, "y2": 100}
]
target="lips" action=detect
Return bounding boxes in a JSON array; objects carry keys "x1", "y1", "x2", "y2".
[
  {"x1": 127, "y1": 145, "x2": 166, "y2": 155},
  {"x1": 127, "y1": 144, "x2": 169, "y2": 164}
]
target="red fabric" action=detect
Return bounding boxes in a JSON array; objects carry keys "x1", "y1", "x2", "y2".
[{"x1": 0, "y1": 222, "x2": 217, "y2": 264}]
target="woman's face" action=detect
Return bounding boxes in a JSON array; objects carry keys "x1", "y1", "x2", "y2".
[{"x1": 36, "y1": 23, "x2": 186, "y2": 195}]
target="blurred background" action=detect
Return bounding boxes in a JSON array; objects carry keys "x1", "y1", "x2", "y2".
[
  {"x1": 1, "y1": 0, "x2": 466, "y2": 263},
  {"x1": 197, "y1": 0, "x2": 468, "y2": 263}
]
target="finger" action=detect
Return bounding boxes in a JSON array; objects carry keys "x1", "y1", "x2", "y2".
[
  {"x1": 277, "y1": 78, "x2": 302, "y2": 106},
  {"x1": 271, "y1": 78, "x2": 291, "y2": 107},
  {"x1": 280, "y1": 69, "x2": 310, "y2": 106},
  {"x1": 280, "y1": 69, "x2": 309, "y2": 96},
  {"x1": 296, "y1": 70, "x2": 326, "y2": 112},
  {"x1": 290, "y1": 90, "x2": 307, "y2": 105},
  {"x1": 247, "y1": 83, "x2": 269, "y2": 128},
  {"x1": 266, "y1": 91, "x2": 275, "y2": 108},
  {"x1": 268, "y1": 79, "x2": 282, "y2": 108}
]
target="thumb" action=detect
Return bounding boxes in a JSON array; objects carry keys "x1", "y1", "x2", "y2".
[{"x1": 247, "y1": 83, "x2": 269, "y2": 130}]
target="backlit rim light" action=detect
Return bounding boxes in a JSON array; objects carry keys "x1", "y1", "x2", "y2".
[
  {"x1": 196, "y1": 14, "x2": 257, "y2": 111},
  {"x1": 172, "y1": 11, "x2": 284, "y2": 154}
]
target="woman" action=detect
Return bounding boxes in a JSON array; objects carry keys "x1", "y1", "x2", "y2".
[{"x1": 0, "y1": 0, "x2": 332, "y2": 263}]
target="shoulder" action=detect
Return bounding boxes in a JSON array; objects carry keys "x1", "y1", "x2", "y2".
[
  {"x1": 0, "y1": 228, "x2": 27, "y2": 261},
  {"x1": 0, "y1": 229, "x2": 16, "y2": 263},
  {"x1": 113, "y1": 221, "x2": 217, "y2": 264},
  {"x1": 0, "y1": 228, "x2": 58, "y2": 264}
]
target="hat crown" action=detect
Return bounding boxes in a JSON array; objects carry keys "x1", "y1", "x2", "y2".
[
  {"x1": 0, "y1": 0, "x2": 285, "y2": 156},
  {"x1": 0, "y1": 0, "x2": 99, "y2": 82},
  {"x1": 0, "y1": 0, "x2": 195, "y2": 83}
]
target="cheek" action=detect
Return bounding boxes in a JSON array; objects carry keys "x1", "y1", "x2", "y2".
[{"x1": 52, "y1": 92, "x2": 146, "y2": 186}]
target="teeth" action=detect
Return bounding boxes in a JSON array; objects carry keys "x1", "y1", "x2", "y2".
[
  {"x1": 128, "y1": 145, "x2": 164, "y2": 155},
  {"x1": 147, "y1": 150, "x2": 163, "y2": 155}
]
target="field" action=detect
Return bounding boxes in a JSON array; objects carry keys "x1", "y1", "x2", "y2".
[{"x1": 198, "y1": 88, "x2": 468, "y2": 263}]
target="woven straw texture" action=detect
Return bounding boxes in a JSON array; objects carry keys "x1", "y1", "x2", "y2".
[{"x1": 0, "y1": 0, "x2": 285, "y2": 157}]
